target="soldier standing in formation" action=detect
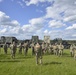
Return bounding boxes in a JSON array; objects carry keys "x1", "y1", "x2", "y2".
[
  {"x1": 58, "y1": 43, "x2": 64, "y2": 56},
  {"x1": 34, "y1": 43, "x2": 42, "y2": 65},
  {"x1": 53, "y1": 43, "x2": 59, "y2": 56},
  {"x1": 31, "y1": 42, "x2": 35, "y2": 55},
  {"x1": 45, "y1": 43, "x2": 49, "y2": 53},
  {"x1": 3, "y1": 42, "x2": 8, "y2": 54},
  {"x1": 48, "y1": 44, "x2": 53, "y2": 54},
  {"x1": 19, "y1": 43, "x2": 23, "y2": 54},
  {"x1": 10, "y1": 41, "x2": 17, "y2": 58},
  {"x1": 70, "y1": 44, "x2": 76, "y2": 60},
  {"x1": 70, "y1": 44, "x2": 75, "y2": 57},
  {"x1": 23, "y1": 42, "x2": 28, "y2": 56},
  {"x1": 41, "y1": 42, "x2": 45, "y2": 54}
]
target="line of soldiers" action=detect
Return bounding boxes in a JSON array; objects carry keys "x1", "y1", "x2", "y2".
[
  {"x1": 40, "y1": 42, "x2": 64, "y2": 56},
  {"x1": 0, "y1": 42, "x2": 64, "y2": 65},
  {"x1": 31, "y1": 42, "x2": 64, "y2": 65},
  {"x1": 0, "y1": 42, "x2": 42, "y2": 65},
  {"x1": 10, "y1": 42, "x2": 29, "y2": 58},
  {"x1": 1, "y1": 41, "x2": 76, "y2": 65},
  {"x1": 3, "y1": 42, "x2": 76, "y2": 56},
  {"x1": 2, "y1": 41, "x2": 29, "y2": 58}
]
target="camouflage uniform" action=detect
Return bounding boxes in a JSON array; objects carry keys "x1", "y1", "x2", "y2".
[
  {"x1": 3, "y1": 43, "x2": 8, "y2": 54},
  {"x1": 53, "y1": 43, "x2": 59, "y2": 56},
  {"x1": 70, "y1": 44, "x2": 75, "y2": 57},
  {"x1": 10, "y1": 42, "x2": 17, "y2": 58},
  {"x1": 58, "y1": 43, "x2": 64, "y2": 56},
  {"x1": 31, "y1": 43, "x2": 35, "y2": 55},
  {"x1": 41, "y1": 42, "x2": 45, "y2": 54},
  {"x1": 45, "y1": 43, "x2": 49, "y2": 53},
  {"x1": 48, "y1": 44, "x2": 53, "y2": 54},
  {"x1": 23, "y1": 42, "x2": 28, "y2": 56},
  {"x1": 19, "y1": 43, "x2": 23, "y2": 54},
  {"x1": 72, "y1": 44, "x2": 76, "y2": 59},
  {"x1": 35, "y1": 43, "x2": 42, "y2": 65}
]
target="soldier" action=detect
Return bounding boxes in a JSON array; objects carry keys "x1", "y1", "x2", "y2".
[
  {"x1": 58, "y1": 43, "x2": 64, "y2": 56},
  {"x1": 31, "y1": 42, "x2": 35, "y2": 55},
  {"x1": 41, "y1": 42, "x2": 45, "y2": 54},
  {"x1": 48, "y1": 44, "x2": 53, "y2": 54},
  {"x1": 10, "y1": 41, "x2": 17, "y2": 58},
  {"x1": 53, "y1": 43, "x2": 59, "y2": 56},
  {"x1": 45, "y1": 43, "x2": 49, "y2": 53},
  {"x1": 23, "y1": 42, "x2": 28, "y2": 56},
  {"x1": 3, "y1": 42, "x2": 8, "y2": 54},
  {"x1": 70, "y1": 44, "x2": 75, "y2": 57},
  {"x1": 19, "y1": 43, "x2": 23, "y2": 54},
  {"x1": 34, "y1": 43, "x2": 42, "y2": 65},
  {"x1": 70, "y1": 44, "x2": 76, "y2": 59}
]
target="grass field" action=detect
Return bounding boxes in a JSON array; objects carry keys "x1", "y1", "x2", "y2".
[{"x1": 0, "y1": 48, "x2": 76, "y2": 75}]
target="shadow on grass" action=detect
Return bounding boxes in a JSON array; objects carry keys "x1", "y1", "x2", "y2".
[
  {"x1": 0, "y1": 55, "x2": 33, "y2": 60},
  {"x1": 0, "y1": 59, "x2": 24, "y2": 62},
  {"x1": 43, "y1": 61, "x2": 62, "y2": 65},
  {"x1": 16, "y1": 56, "x2": 33, "y2": 59}
]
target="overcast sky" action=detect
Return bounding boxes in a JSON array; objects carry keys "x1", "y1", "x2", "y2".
[{"x1": 0, "y1": 0, "x2": 76, "y2": 40}]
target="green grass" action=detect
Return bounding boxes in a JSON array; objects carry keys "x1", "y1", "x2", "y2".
[{"x1": 0, "y1": 48, "x2": 76, "y2": 75}]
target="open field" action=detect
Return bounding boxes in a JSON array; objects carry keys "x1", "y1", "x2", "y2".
[{"x1": 0, "y1": 48, "x2": 76, "y2": 75}]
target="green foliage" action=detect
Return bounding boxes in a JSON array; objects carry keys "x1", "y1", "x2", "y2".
[{"x1": 0, "y1": 48, "x2": 76, "y2": 75}]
